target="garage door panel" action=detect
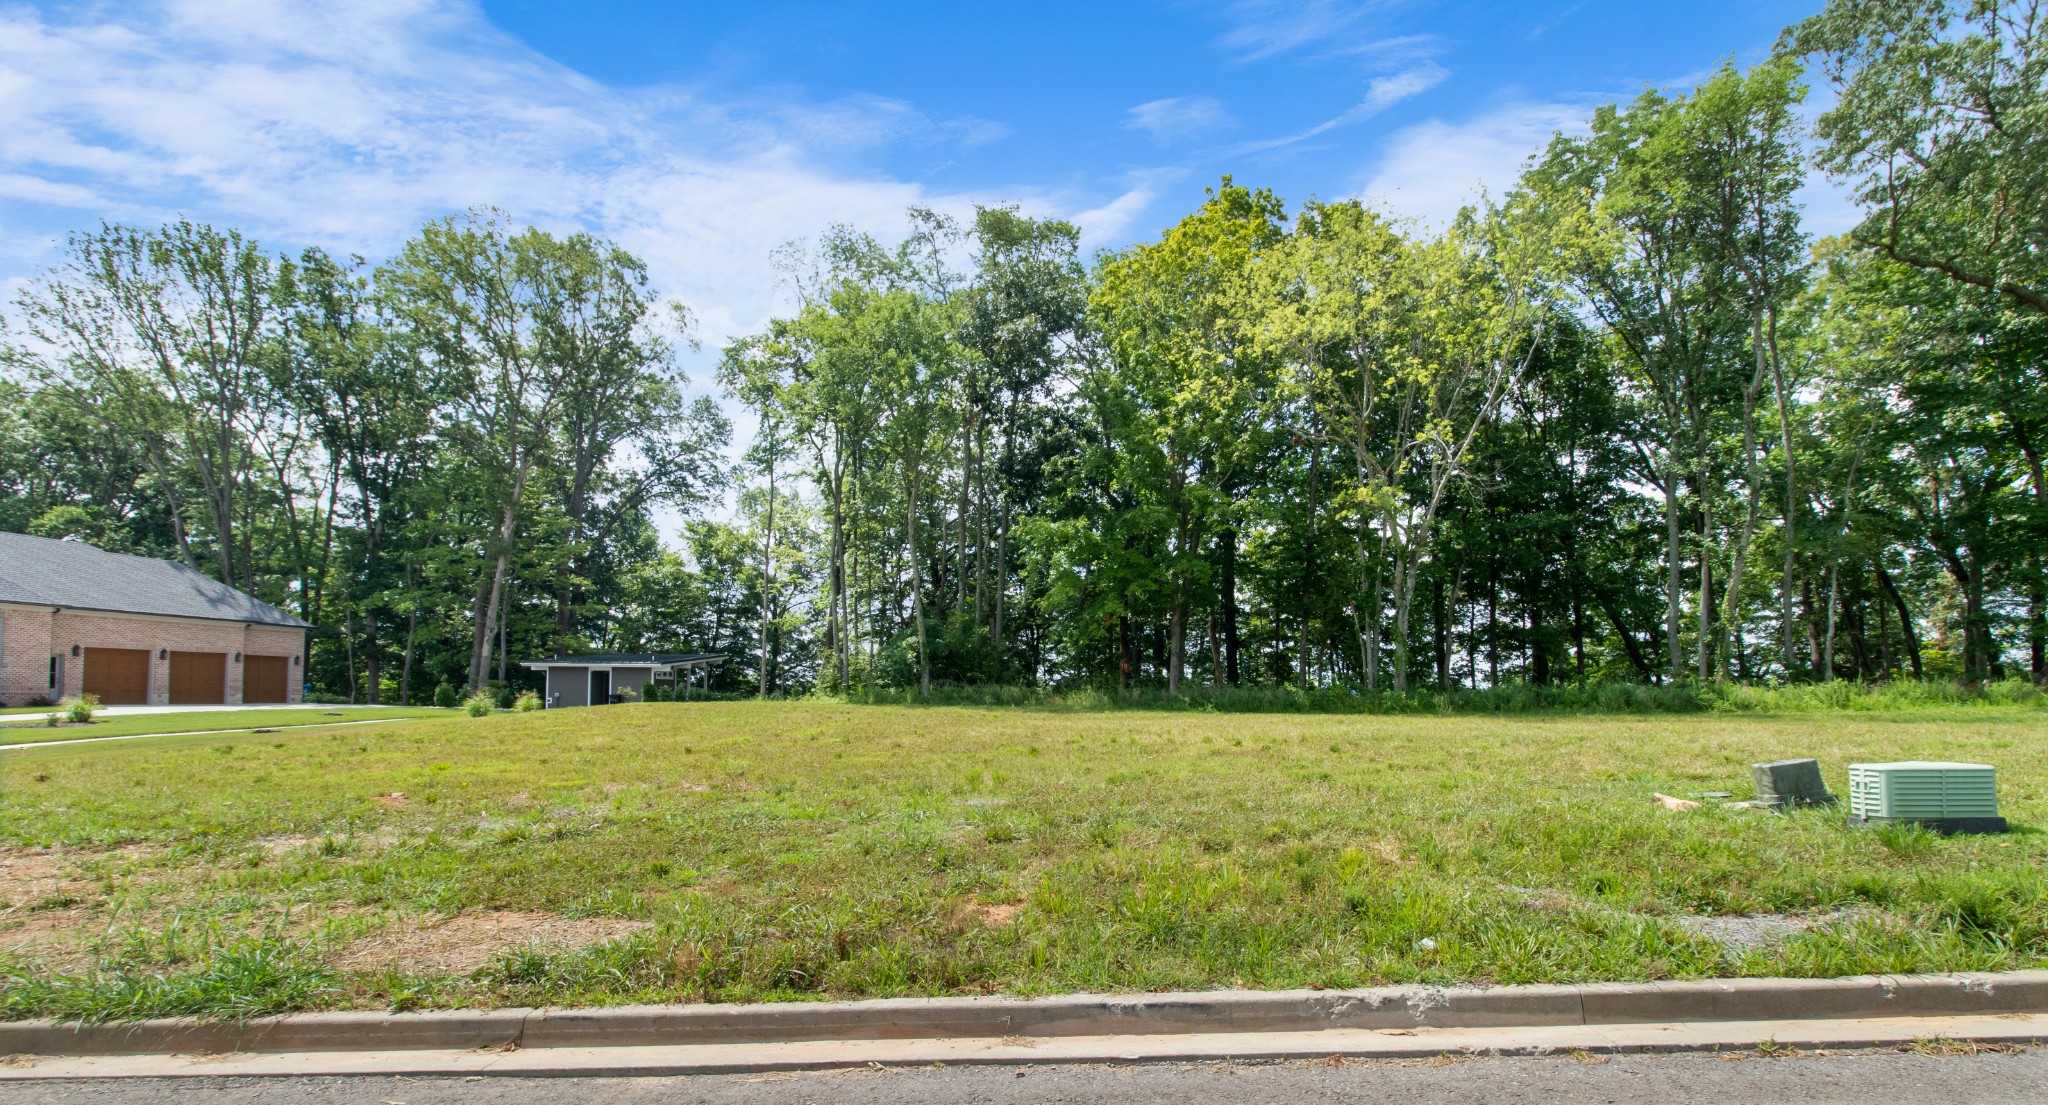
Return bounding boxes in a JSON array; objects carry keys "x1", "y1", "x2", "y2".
[
  {"x1": 82, "y1": 648, "x2": 150, "y2": 705},
  {"x1": 168, "y1": 651, "x2": 226, "y2": 705},
  {"x1": 244, "y1": 655, "x2": 288, "y2": 704}
]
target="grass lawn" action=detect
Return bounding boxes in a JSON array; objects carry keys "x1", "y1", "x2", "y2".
[
  {"x1": 0, "y1": 700, "x2": 2043, "y2": 1020},
  {"x1": 0, "y1": 706, "x2": 451, "y2": 744}
]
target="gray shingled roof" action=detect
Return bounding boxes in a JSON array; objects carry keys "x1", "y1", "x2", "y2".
[
  {"x1": 522, "y1": 652, "x2": 727, "y2": 667},
  {"x1": 0, "y1": 532, "x2": 311, "y2": 628}
]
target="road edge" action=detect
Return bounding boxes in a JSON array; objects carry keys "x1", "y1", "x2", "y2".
[{"x1": 3, "y1": 971, "x2": 2044, "y2": 1058}]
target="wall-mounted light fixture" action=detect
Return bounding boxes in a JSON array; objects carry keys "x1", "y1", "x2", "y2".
[
  {"x1": 70, "y1": 644, "x2": 79, "y2": 657},
  {"x1": 292, "y1": 655, "x2": 301, "y2": 667},
  {"x1": 232, "y1": 652, "x2": 242, "y2": 662},
  {"x1": 158, "y1": 649, "x2": 168, "y2": 660}
]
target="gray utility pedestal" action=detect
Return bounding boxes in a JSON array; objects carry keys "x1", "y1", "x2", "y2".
[{"x1": 1752, "y1": 758, "x2": 1837, "y2": 809}]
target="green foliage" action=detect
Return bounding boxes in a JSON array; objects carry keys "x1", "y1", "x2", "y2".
[
  {"x1": 433, "y1": 685, "x2": 460, "y2": 710},
  {"x1": 514, "y1": 691, "x2": 542, "y2": 713},
  {"x1": 60, "y1": 695, "x2": 98, "y2": 724},
  {"x1": 462, "y1": 693, "x2": 496, "y2": 718}
]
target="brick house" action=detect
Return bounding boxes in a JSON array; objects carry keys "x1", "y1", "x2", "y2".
[{"x1": 0, "y1": 532, "x2": 311, "y2": 707}]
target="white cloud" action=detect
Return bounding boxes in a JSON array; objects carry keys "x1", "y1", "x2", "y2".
[
  {"x1": 1126, "y1": 97, "x2": 1234, "y2": 145},
  {"x1": 1235, "y1": 63, "x2": 1446, "y2": 155},
  {"x1": 1358, "y1": 101, "x2": 1590, "y2": 227},
  {"x1": 1072, "y1": 182, "x2": 1166, "y2": 243},
  {"x1": 0, "y1": 0, "x2": 1030, "y2": 352},
  {"x1": 1216, "y1": 0, "x2": 1379, "y2": 62}
]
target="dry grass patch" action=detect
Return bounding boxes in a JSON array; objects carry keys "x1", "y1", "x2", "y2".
[{"x1": 329, "y1": 910, "x2": 649, "y2": 975}]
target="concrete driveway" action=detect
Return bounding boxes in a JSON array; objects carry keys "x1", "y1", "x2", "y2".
[{"x1": 85, "y1": 703, "x2": 408, "y2": 718}]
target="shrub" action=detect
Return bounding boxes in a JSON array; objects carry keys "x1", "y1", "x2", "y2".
[
  {"x1": 61, "y1": 695, "x2": 99, "y2": 724},
  {"x1": 303, "y1": 691, "x2": 351, "y2": 705},
  {"x1": 24, "y1": 695, "x2": 52, "y2": 708},
  {"x1": 463, "y1": 692, "x2": 496, "y2": 717},
  {"x1": 42, "y1": 713, "x2": 59, "y2": 728},
  {"x1": 514, "y1": 691, "x2": 542, "y2": 713},
  {"x1": 433, "y1": 684, "x2": 460, "y2": 709}
]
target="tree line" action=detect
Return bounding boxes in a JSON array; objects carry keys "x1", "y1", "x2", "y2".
[{"x1": 2, "y1": 0, "x2": 2042, "y2": 701}]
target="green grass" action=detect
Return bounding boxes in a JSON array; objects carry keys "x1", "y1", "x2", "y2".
[
  {"x1": 0, "y1": 707, "x2": 450, "y2": 744},
  {"x1": 0, "y1": 700, "x2": 2043, "y2": 1021}
]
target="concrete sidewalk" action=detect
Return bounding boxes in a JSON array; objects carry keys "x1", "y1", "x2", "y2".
[{"x1": 82, "y1": 703, "x2": 415, "y2": 718}]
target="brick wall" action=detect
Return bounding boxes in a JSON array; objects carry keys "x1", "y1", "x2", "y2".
[
  {"x1": 5, "y1": 606, "x2": 306, "y2": 706},
  {"x1": 0, "y1": 606, "x2": 55, "y2": 706}
]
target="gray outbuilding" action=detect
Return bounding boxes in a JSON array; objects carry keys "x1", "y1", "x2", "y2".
[{"x1": 519, "y1": 652, "x2": 727, "y2": 708}]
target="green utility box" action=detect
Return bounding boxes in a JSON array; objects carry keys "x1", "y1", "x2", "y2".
[
  {"x1": 1847, "y1": 761, "x2": 2007, "y2": 834},
  {"x1": 1752, "y1": 758, "x2": 1836, "y2": 808}
]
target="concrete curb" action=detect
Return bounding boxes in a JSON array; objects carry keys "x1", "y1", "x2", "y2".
[
  {"x1": 4, "y1": 971, "x2": 2045, "y2": 1058},
  {"x1": 8, "y1": 1014, "x2": 2048, "y2": 1080}
]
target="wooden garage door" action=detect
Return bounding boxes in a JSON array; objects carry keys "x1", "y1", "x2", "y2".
[
  {"x1": 82, "y1": 648, "x2": 150, "y2": 705},
  {"x1": 244, "y1": 655, "x2": 289, "y2": 704},
  {"x1": 168, "y1": 651, "x2": 226, "y2": 705}
]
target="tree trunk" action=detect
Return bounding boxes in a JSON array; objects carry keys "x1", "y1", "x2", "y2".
[
  {"x1": 1220, "y1": 526, "x2": 1240, "y2": 685},
  {"x1": 2031, "y1": 570, "x2": 2045, "y2": 686},
  {"x1": 1117, "y1": 614, "x2": 1133, "y2": 692},
  {"x1": 1487, "y1": 559, "x2": 1499, "y2": 688},
  {"x1": 470, "y1": 521, "x2": 514, "y2": 690},
  {"x1": 1597, "y1": 593, "x2": 1656, "y2": 682},
  {"x1": 399, "y1": 600, "x2": 419, "y2": 706},
  {"x1": 1663, "y1": 469, "x2": 1683, "y2": 678},
  {"x1": 1698, "y1": 472, "x2": 1713, "y2": 683},
  {"x1": 1769, "y1": 358, "x2": 1799, "y2": 677},
  {"x1": 907, "y1": 464, "x2": 930, "y2": 697},
  {"x1": 759, "y1": 445, "x2": 777, "y2": 698},
  {"x1": 364, "y1": 612, "x2": 382, "y2": 704},
  {"x1": 1822, "y1": 563, "x2": 1841, "y2": 683},
  {"x1": 1434, "y1": 576, "x2": 1450, "y2": 690}
]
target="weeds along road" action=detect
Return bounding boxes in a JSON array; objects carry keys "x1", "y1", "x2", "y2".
[{"x1": 2, "y1": 1051, "x2": 2045, "y2": 1105}]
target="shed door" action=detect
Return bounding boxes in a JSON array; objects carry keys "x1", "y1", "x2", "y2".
[
  {"x1": 82, "y1": 648, "x2": 150, "y2": 705},
  {"x1": 244, "y1": 655, "x2": 289, "y2": 704},
  {"x1": 168, "y1": 651, "x2": 227, "y2": 704},
  {"x1": 589, "y1": 670, "x2": 611, "y2": 705}
]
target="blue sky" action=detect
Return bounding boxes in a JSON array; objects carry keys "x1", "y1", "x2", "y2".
[
  {"x1": 0, "y1": 0, "x2": 1845, "y2": 353},
  {"x1": 482, "y1": 0, "x2": 1824, "y2": 231}
]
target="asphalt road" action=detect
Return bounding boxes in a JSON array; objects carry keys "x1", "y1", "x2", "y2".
[{"x1": 3, "y1": 1050, "x2": 2045, "y2": 1105}]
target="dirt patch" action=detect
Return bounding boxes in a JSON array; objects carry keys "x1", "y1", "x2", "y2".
[
  {"x1": 369, "y1": 793, "x2": 410, "y2": 809},
  {"x1": 977, "y1": 902, "x2": 1022, "y2": 926},
  {"x1": 0, "y1": 905, "x2": 102, "y2": 971},
  {"x1": 946, "y1": 898, "x2": 1022, "y2": 932},
  {"x1": 1668, "y1": 908, "x2": 1866, "y2": 951},
  {"x1": 254, "y1": 830, "x2": 401, "y2": 858},
  {"x1": 0, "y1": 845, "x2": 162, "y2": 970},
  {"x1": 328, "y1": 911, "x2": 650, "y2": 975},
  {"x1": 0, "y1": 845, "x2": 159, "y2": 911},
  {"x1": 0, "y1": 851, "x2": 96, "y2": 913},
  {"x1": 1362, "y1": 838, "x2": 1409, "y2": 865}
]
